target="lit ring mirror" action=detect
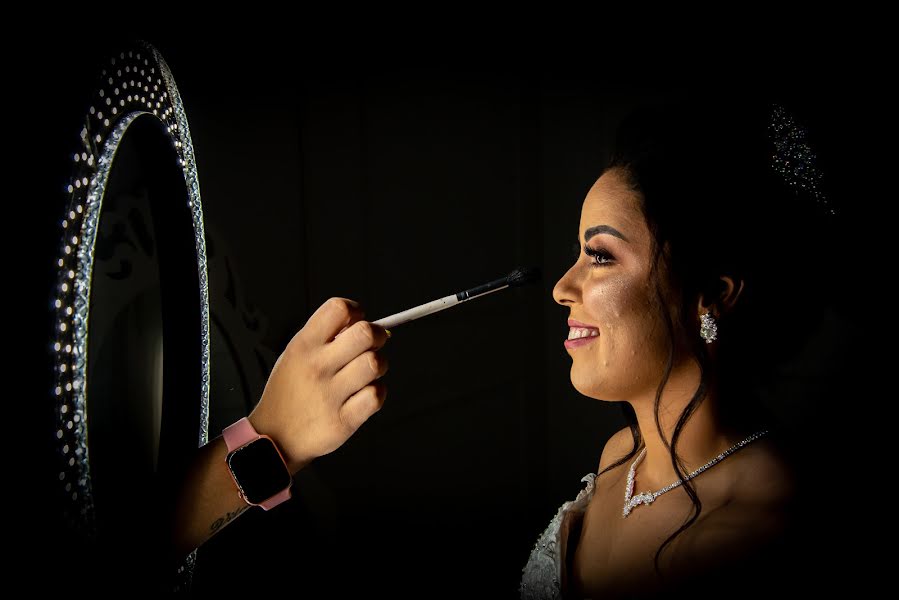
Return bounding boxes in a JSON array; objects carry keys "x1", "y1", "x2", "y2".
[{"x1": 50, "y1": 39, "x2": 209, "y2": 589}]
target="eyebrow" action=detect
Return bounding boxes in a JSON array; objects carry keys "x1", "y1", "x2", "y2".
[{"x1": 582, "y1": 224, "x2": 629, "y2": 244}]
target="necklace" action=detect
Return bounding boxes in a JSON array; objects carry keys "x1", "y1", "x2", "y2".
[{"x1": 622, "y1": 429, "x2": 769, "y2": 518}]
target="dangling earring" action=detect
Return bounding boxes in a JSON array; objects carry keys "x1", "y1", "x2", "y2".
[{"x1": 700, "y1": 311, "x2": 717, "y2": 343}]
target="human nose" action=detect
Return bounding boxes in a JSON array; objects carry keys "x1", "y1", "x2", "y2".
[{"x1": 552, "y1": 263, "x2": 580, "y2": 307}]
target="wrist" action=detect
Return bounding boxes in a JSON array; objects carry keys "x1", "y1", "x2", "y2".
[
  {"x1": 246, "y1": 413, "x2": 311, "y2": 476},
  {"x1": 223, "y1": 417, "x2": 293, "y2": 510}
]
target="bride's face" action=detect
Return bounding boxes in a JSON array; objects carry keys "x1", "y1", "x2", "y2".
[{"x1": 552, "y1": 167, "x2": 676, "y2": 402}]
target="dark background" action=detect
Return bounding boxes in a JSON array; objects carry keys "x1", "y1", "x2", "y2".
[{"x1": 14, "y1": 32, "x2": 881, "y2": 596}]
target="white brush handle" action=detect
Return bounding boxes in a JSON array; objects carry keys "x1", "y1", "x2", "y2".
[
  {"x1": 372, "y1": 285, "x2": 507, "y2": 329},
  {"x1": 371, "y1": 294, "x2": 459, "y2": 329}
]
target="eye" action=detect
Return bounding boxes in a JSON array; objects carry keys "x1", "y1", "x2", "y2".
[{"x1": 584, "y1": 244, "x2": 614, "y2": 268}]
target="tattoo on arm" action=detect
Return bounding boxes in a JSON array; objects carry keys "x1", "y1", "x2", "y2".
[{"x1": 210, "y1": 505, "x2": 250, "y2": 534}]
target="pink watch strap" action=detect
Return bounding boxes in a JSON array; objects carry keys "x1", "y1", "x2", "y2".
[
  {"x1": 223, "y1": 417, "x2": 293, "y2": 509},
  {"x1": 260, "y1": 488, "x2": 292, "y2": 511},
  {"x1": 223, "y1": 416, "x2": 259, "y2": 451}
]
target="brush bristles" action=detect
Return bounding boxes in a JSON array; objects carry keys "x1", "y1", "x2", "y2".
[{"x1": 507, "y1": 266, "x2": 541, "y2": 287}]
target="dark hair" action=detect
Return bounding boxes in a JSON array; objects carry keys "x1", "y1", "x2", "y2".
[{"x1": 593, "y1": 91, "x2": 834, "y2": 576}]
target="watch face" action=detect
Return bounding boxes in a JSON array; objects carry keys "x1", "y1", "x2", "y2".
[{"x1": 227, "y1": 437, "x2": 292, "y2": 505}]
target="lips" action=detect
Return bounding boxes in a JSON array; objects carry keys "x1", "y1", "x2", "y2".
[
  {"x1": 565, "y1": 318, "x2": 599, "y2": 350},
  {"x1": 568, "y1": 318, "x2": 598, "y2": 329}
]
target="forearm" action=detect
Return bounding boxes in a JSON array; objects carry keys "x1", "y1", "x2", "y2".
[{"x1": 168, "y1": 435, "x2": 252, "y2": 562}]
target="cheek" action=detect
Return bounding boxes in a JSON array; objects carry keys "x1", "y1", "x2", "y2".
[
  {"x1": 574, "y1": 274, "x2": 674, "y2": 399},
  {"x1": 583, "y1": 275, "x2": 628, "y2": 321},
  {"x1": 584, "y1": 275, "x2": 662, "y2": 358},
  {"x1": 583, "y1": 274, "x2": 648, "y2": 332}
]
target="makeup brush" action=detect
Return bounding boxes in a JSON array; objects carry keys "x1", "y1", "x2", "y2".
[{"x1": 371, "y1": 266, "x2": 541, "y2": 331}]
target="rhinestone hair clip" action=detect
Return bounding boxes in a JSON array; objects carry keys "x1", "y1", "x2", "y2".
[{"x1": 768, "y1": 104, "x2": 836, "y2": 217}]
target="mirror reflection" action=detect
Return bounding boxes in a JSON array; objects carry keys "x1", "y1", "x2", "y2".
[{"x1": 87, "y1": 114, "x2": 200, "y2": 554}]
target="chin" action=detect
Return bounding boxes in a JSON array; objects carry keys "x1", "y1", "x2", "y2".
[
  {"x1": 588, "y1": 394, "x2": 624, "y2": 404},
  {"x1": 570, "y1": 376, "x2": 619, "y2": 403}
]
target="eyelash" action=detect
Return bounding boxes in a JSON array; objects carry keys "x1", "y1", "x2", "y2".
[
  {"x1": 571, "y1": 242, "x2": 615, "y2": 268},
  {"x1": 585, "y1": 245, "x2": 615, "y2": 267}
]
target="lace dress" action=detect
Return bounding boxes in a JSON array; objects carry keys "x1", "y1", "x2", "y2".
[{"x1": 520, "y1": 473, "x2": 598, "y2": 600}]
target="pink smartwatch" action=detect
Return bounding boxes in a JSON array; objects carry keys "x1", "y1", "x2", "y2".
[{"x1": 223, "y1": 417, "x2": 293, "y2": 510}]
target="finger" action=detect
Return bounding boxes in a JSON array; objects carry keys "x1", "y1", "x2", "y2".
[
  {"x1": 332, "y1": 348, "x2": 389, "y2": 401},
  {"x1": 338, "y1": 381, "x2": 387, "y2": 435},
  {"x1": 304, "y1": 298, "x2": 365, "y2": 345},
  {"x1": 323, "y1": 320, "x2": 390, "y2": 372}
]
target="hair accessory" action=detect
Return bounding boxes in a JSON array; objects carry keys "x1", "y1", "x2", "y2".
[{"x1": 768, "y1": 104, "x2": 835, "y2": 216}]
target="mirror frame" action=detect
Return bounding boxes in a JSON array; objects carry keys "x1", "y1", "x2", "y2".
[{"x1": 49, "y1": 39, "x2": 210, "y2": 586}]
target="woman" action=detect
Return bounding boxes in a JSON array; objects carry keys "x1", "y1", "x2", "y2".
[{"x1": 520, "y1": 96, "x2": 836, "y2": 599}]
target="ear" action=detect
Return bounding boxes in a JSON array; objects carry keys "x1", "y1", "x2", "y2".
[{"x1": 697, "y1": 275, "x2": 745, "y2": 318}]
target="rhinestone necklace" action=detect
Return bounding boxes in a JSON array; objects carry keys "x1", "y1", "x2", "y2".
[{"x1": 622, "y1": 429, "x2": 769, "y2": 518}]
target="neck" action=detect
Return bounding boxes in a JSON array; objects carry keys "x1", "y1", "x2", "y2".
[{"x1": 626, "y1": 358, "x2": 746, "y2": 490}]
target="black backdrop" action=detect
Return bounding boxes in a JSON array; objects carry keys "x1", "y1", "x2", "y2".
[{"x1": 15, "y1": 32, "x2": 880, "y2": 597}]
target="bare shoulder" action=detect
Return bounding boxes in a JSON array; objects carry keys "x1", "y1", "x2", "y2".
[
  {"x1": 670, "y1": 438, "x2": 797, "y2": 571},
  {"x1": 727, "y1": 437, "x2": 797, "y2": 507},
  {"x1": 596, "y1": 426, "x2": 637, "y2": 475}
]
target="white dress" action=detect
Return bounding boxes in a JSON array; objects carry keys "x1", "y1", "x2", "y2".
[{"x1": 519, "y1": 473, "x2": 598, "y2": 599}]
